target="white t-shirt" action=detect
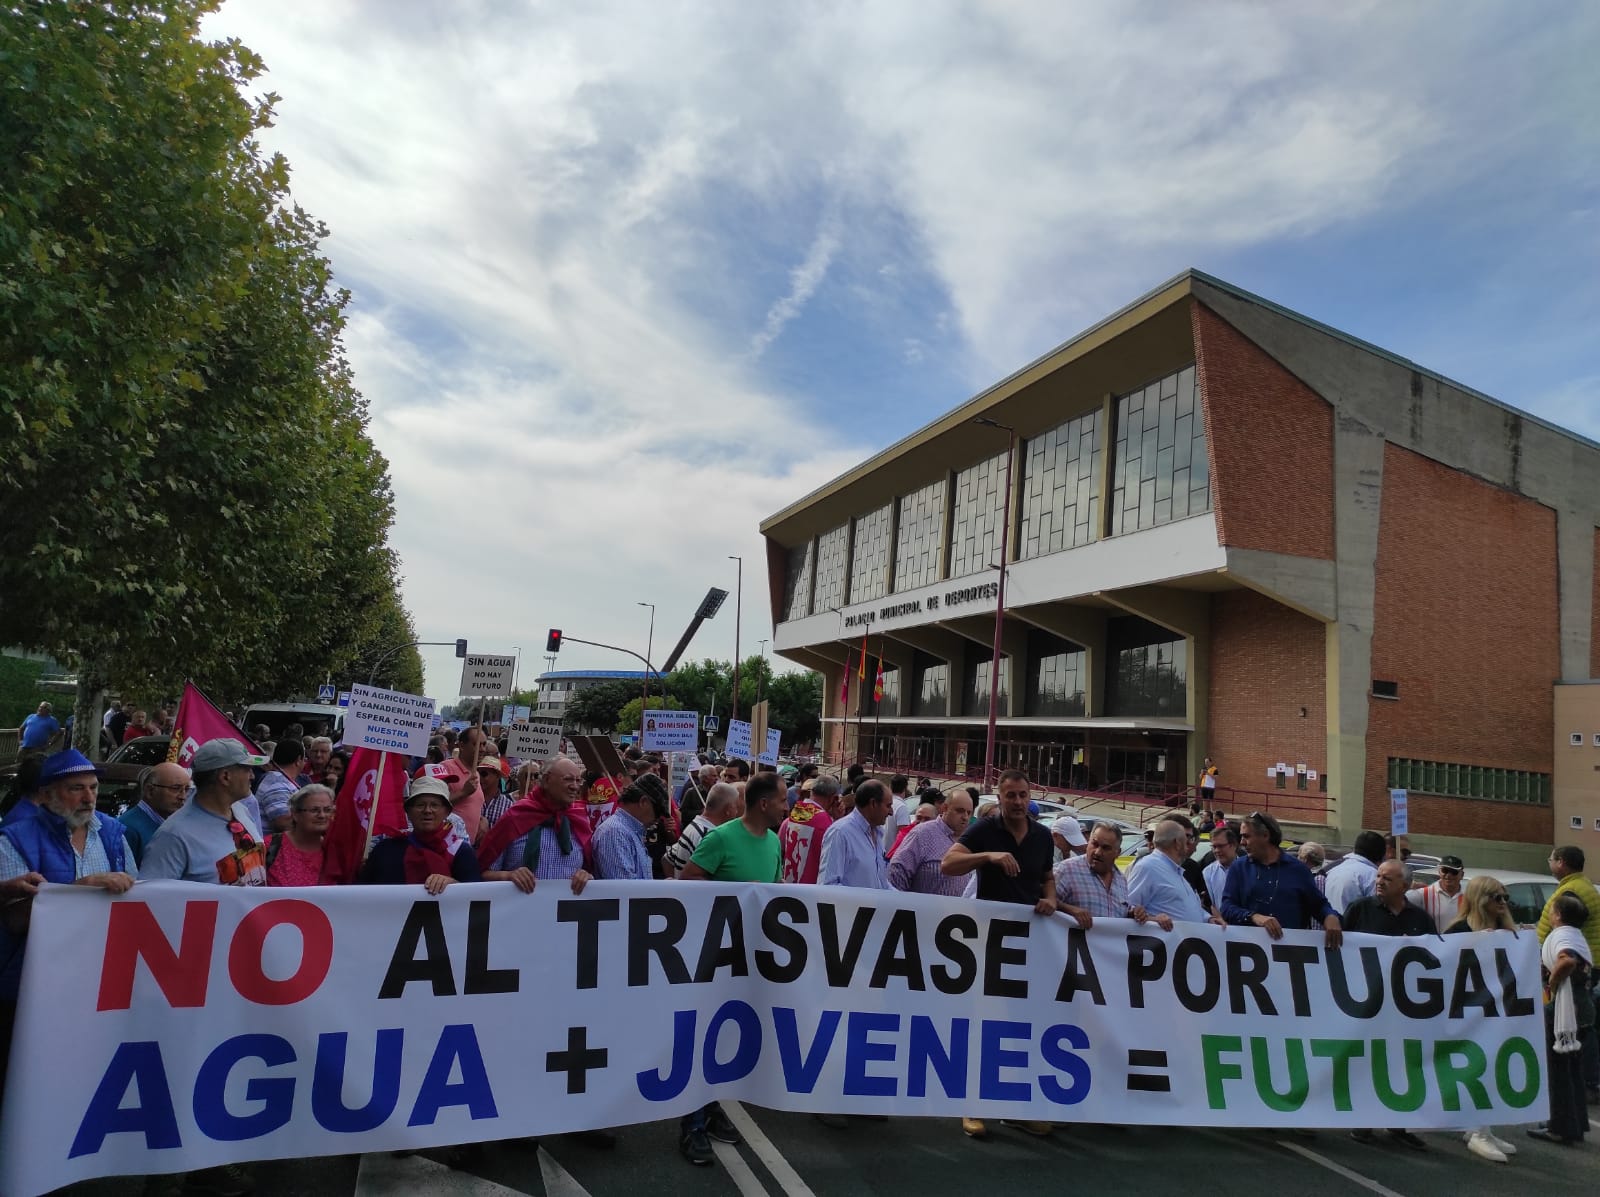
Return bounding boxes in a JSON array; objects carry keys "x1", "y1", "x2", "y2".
[{"x1": 880, "y1": 796, "x2": 914, "y2": 852}]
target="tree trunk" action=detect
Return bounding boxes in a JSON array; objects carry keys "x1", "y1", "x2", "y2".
[{"x1": 74, "y1": 662, "x2": 107, "y2": 760}]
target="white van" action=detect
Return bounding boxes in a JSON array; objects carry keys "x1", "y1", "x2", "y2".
[{"x1": 240, "y1": 702, "x2": 345, "y2": 744}]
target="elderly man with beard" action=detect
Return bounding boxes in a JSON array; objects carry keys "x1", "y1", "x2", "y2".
[
  {"x1": 119, "y1": 761, "x2": 191, "y2": 866},
  {"x1": 0, "y1": 750, "x2": 136, "y2": 1093},
  {"x1": 475, "y1": 757, "x2": 593, "y2": 895}
]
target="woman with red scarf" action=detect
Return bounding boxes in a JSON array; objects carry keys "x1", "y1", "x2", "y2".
[{"x1": 358, "y1": 777, "x2": 482, "y2": 893}]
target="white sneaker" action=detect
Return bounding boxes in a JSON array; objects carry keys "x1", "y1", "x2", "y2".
[
  {"x1": 1484, "y1": 1130, "x2": 1517, "y2": 1156},
  {"x1": 1465, "y1": 1131, "x2": 1507, "y2": 1163}
]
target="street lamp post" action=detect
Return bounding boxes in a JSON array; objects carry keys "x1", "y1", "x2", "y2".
[
  {"x1": 637, "y1": 601, "x2": 655, "y2": 740},
  {"x1": 756, "y1": 637, "x2": 768, "y2": 709},
  {"x1": 728, "y1": 555, "x2": 743, "y2": 723},
  {"x1": 975, "y1": 417, "x2": 1018, "y2": 791}
]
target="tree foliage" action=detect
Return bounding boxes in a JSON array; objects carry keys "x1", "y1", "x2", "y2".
[
  {"x1": 0, "y1": 1, "x2": 420, "y2": 743},
  {"x1": 562, "y1": 680, "x2": 639, "y2": 734}
]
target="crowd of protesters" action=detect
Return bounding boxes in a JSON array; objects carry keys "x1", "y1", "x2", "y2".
[{"x1": 0, "y1": 723, "x2": 1591, "y2": 1181}]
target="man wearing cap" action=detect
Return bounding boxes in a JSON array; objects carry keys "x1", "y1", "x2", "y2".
[
  {"x1": 142, "y1": 738, "x2": 270, "y2": 886},
  {"x1": 593, "y1": 774, "x2": 668, "y2": 880},
  {"x1": 358, "y1": 777, "x2": 480, "y2": 892},
  {"x1": 1407, "y1": 854, "x2": 1466, "y2": 929},
  {"x1": 1, "y1": 749, "x2": 136, "y2": 1075},
  {"x1": 119, "y1": 761, "x2": 191, "y2": 866},
  {"x1": 1050, "y1": 815, "x2": 1088, "y2": 860},
  {"x1": 889, "y1": 788, "x2": 972, "y2": 897},
  {"x1": 18, "y1": 702, "x2": 59, "y2": 752}
]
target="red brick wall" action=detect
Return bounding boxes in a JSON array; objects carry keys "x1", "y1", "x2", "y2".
[
  {"x1": 1592, "y1": 528, "x2": 1600, "y2": 679},
  {"x1": 1207, "y1": 589, "x2": 1326, "y2": 801},
  {"x1": 1364, "y1": 444, "x2": 1559, "y2": 842},
  {"x1": 1191, "y1": 301, "x2": 1335, "y2": 560}
]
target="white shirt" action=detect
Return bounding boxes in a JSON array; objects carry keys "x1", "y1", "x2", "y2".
[
  {"x1": 1406, "y1": 881, "x2": 1464, "y2": 928},
  {"x1": 1323, "y1": 854, "x2": 1378, "y2": 915},
  {"x1": 879, "y1": 796, "x2": 914, "y2": 853}
]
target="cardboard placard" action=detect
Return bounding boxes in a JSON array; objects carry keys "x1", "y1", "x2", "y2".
[
  {"x1": 508, "y1": 718, "x2": 563, "y2": 763},
  {"x1": 758, "y1": 727, "x2": 781, "y2": 766},
  {"x1": 642, "y1": 710, "x2": 699, "y2": 752},
  {"x1": 345, "y1": 683, "x2": 436, "y2": 757},
  {"x1": 725, "y1": 719, "x2": 753, "y2": 759},
  {"x1": 459, "y1": 654, "x2": 516, "y2": 698}
]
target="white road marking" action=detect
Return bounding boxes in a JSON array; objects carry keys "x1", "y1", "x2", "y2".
[
  {"x1": 712, "y1": 1139, "x2": 772, "y2": 1197},
  {"x1": 354, "y1": 1151, "x2": 531, "y2": 1197},
  {"x1": 721, "y1": 1102, "x2": 820, "y2": 1197},
  {"x1": 537, "y1": 1147, "x2": 596, "y2": 1197},
  {"x1": 1277, "y1": 1142, "x2": 1408, "y2": 1197}
]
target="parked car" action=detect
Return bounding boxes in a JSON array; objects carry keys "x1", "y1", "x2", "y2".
[
  {"x1": 239, "y1": 702, "x2": 343, "y2": 742},
  {"x1": 96, "y1": 734, "x2": 173, "y2": 812},
  {"x1": 1404, "y1": 866, "x2": 1555, "y2": 928}
]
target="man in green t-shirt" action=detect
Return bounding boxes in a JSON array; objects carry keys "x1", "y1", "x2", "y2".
[{"x1": 674, "y1": 771, "x2": 787, "y2": 1163}]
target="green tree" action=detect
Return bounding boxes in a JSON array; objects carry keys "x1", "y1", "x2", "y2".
[
  {"x1": 0, "y1": 1, "x2": 418, "y2": 749},
  {"x1": 767, "y1": 670, "x2": 823, "y2": 746},
  {"x1": 614, "y1": 695, "x2": 684, "y2": 738},
  {"x1": 562, "y1": 680, "x2": 637, "y2": 734}
]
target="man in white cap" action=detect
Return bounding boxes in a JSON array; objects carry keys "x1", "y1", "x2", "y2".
[
  {"x1": 1050, "y1": 815, "x2": 1088, "y2": 861},
  {"x1": 142, "y1": 738, "x2": 269, "y2": 886}
]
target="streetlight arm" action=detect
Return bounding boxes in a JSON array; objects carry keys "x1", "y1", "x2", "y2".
[{"x1": 368, "y1": 641, "x2": 459, "y2": 686}]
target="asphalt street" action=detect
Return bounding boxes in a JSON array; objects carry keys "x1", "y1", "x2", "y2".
[{"x1": 46, "y1": 1104, "x2": 1600, "y2": 1197}]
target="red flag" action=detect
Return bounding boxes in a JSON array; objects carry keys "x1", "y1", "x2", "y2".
[
  {"x1": 319, "y1": 748, "x2": 409, "y2": 884},
  {"x1": 873, "y1": 660, "x2": 884, "y2": 703},
  {"x1": 840, "y1": 648, "x2": 852, "y2": 704},
  {"x1": 167, "y1": 681, "x2": 265, "y2": 767},
  {"x1": 858, "y1": 630, "x2": 869, "y2": 679}
]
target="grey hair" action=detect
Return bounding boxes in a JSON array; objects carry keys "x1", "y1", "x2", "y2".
[
  {"x1": 1153, "y1": 820, "x2": 1188, "y2": 850},
  {"x1": 311, "y1": 736, "x2": 333, "y2": 750},
  {"x1": 1297, "y1": 841, "x2": 1325, "y2": 867},
  {"x1": 704, "y1": 782, "x2": 742, "y2": 817},
  {"x1": 290, "y1": 784, "x2": 335, "y2": 813},
  {"x1": 810, "y1": 775, "x2": 840, "y2": 798}
]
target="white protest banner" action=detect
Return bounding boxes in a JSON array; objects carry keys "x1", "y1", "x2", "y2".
[
  {"x1": 508, "y1": 717, "x2": 563, "y2": 762},
  {"x1": 344, "y1": 683, "x2": 435, "y2": 757},
  {"x1": 759, "y1": 728, "x2": 781, "y2": 766},
  {"x1": 458, "y1": 654, "x2": 516, "y2": 698},
  {"x1": 668, "y1": 753, "x2": 692, "y2": 797},
  {"x1": 2, "y1": 883, "x2": 1546, "y2": 1193},
  {"x1": 724, "y1": 718, "x2": 753, "y2": 758},
  {"x1": 641, "y1": 710, "x2": 699, "y2": 753}
]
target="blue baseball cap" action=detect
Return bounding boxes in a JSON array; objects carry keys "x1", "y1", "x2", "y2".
[
  {"x1": 38, "y1": 748, "x2": 101, "y2": 785},
  {"x1": 1027, "y1": 800, "x2": 1040, "y2": 816}
]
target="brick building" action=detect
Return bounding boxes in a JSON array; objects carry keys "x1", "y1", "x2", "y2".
[{"x1": 758, "y1": 270, "x2": 1600, "y2": 865}]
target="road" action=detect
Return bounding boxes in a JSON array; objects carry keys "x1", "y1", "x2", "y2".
[{"x1": 50, "y1": 1105, "x2": 1600, "y2": 1197}]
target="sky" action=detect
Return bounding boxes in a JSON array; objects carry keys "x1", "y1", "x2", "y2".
[{"x1": 203, "y1": 0, "x2": 1599, "y2": 703}]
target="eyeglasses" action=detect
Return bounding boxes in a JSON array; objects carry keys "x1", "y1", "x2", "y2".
[
  {"x1": 147, "y1": 782, "x2": 187, "y2": 793},
  {"x1": 1491, "y1": 893, "x2": 1511, "y2": 903},
  {"x1": 298, "y1": 806, "x2": 336, "y2": 817}
]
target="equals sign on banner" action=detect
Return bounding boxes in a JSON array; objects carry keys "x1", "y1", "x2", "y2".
[{"x1": 1126, "y1": 1048, "x2": 1171, "y2": 1092}]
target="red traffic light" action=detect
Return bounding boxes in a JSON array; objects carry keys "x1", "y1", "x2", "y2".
[{"x1": 546, "y1": 629, "x2": 562, "y2": 653}]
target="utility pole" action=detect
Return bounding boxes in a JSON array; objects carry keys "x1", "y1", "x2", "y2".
[
  {"x1": 637, "y1": 601, "x2": 655, "y2": 737},
  {"x1": 728, "y1": 555, "x2": 743, "y2": 722},
  {"x1": 974, "y1": 417, "x2": 1017, "y2": 791},
  {"x1": 755, "y1": 638, "x2": 768, "y2": 710}
]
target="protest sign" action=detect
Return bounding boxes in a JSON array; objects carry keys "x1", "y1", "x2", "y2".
[
  {"x1": 668, "y1": 753, "x2": 692, "y2": 796},
  {"x1": 758, "y1": 728, "x2": 782, "y2": 766},
  {"x1": 2, "y1": 883, "x2": 1546, "y2": 1193},
  {"x1": 641, "y1": 710, "x2": 698, "y2": 753},
  {"x1": 508, "y1": 718, "x2": 563, "y2": 762},
  {"x1": 1390, "y1": 789, "x2": 1409, "y2": 837},
  {"x1": 458, "y1": 654, "x2": 516, "y2": 698},
  {"x1": 344, "y1": 683, "x2": 435, "y2": 757},
  {"x1": 725, "y1": 718, "x2": 753, "y2": 759}
]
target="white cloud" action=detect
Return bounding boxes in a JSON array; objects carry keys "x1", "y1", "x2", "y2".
[{"x1": 198, "y1": 0, "x2": 1593, "y2": 697}]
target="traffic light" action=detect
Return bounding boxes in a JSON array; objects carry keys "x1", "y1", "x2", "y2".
[
  {"x1": 455, "y1": 638, "x2": 468, "y2": 658},
  {"x1": 546, "y1": 629, "x2": 562, "y2": 653}
]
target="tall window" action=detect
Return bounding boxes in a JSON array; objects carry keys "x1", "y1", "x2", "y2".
[
  {"x1": 1104, "y1": 616, "x2": 1188, "y2": 717},
  {"x1": 849, "y1": 503, "x2": 893, "y2": 603},
  {"x1": 812, "y1": 523, "x2": 850, "y2": 614},
  {"x1": 863, "y1": 661, "x2": 900, "y2": 716},
  {"x1": 1020, "y1": 408, "x2": 1101, "y2": 558},
  {"x1": 948, "y1": 451, "x2": 1008, "y2": 578},
  {"x1": 895, "y1": 479, "x2": 946, "y2": 592},
  {"x1": 1110, "y1": 365, "x2": 1210, "y2": 535},
  {"x1": 962, "y1": 650, "x2": 1008, "y2": 717},
  {"x1": 911, "y1": 651, "x2": 949, "y2": 717},
  {"x1": 783, "y1": 540, "x2": 814, "y2": 621},
  {"x1": 1025, "y1": 630, "x2": 1086, "y2": 716}
]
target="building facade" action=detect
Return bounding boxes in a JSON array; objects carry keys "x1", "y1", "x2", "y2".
[
  {"x1": 534, "y1": 669, "x2": 661, "y2": 720},
  {"x1": 760, "y1": 271, "x2": 1600, "y2": 860}
]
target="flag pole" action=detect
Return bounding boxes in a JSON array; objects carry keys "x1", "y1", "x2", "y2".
[
  {"x1": 872, "y1": 632, "x2": 884, "y2": 768},
  {"x1": 361, "y1": 752, "x2": 388, "y2": 863}
]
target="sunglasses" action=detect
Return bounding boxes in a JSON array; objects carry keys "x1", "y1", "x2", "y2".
[{"x1": 1491, "y1": 893, "x2": 1510, "y2": 903}]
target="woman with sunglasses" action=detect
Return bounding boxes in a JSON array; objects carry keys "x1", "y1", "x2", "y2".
[{"x1": 1443, "y1": 876, "x2": 1520, "y2": 1162}]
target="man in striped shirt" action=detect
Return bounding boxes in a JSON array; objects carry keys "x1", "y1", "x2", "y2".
[
  {"x1": 889, "y1": 790, "x2": 971, "y2": 897},
  {"x1": 665, "y1": 782, "x2": 741, "y2": 877}
]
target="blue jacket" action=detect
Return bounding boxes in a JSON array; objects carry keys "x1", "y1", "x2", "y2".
[{"x1": 0, "y1": 808, "x2": 128, "y2": 999}]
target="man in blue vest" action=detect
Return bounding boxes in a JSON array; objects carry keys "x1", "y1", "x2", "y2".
[{"x1": 0, "y1": 748, "x2": 135, "y2": 1112}]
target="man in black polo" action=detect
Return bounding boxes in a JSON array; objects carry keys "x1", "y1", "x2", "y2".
[
  {"x1": 1344, "y1": 860, "x2": 1434, "y2": 1152},
  {"x1": 940, "y1": 767, "x2": 1055, "y2": 1141}
]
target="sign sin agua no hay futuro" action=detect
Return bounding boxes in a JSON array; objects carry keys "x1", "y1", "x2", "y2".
[{"x1": 1, "y1": 882, "x2": 1547, "y2": 1194}]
